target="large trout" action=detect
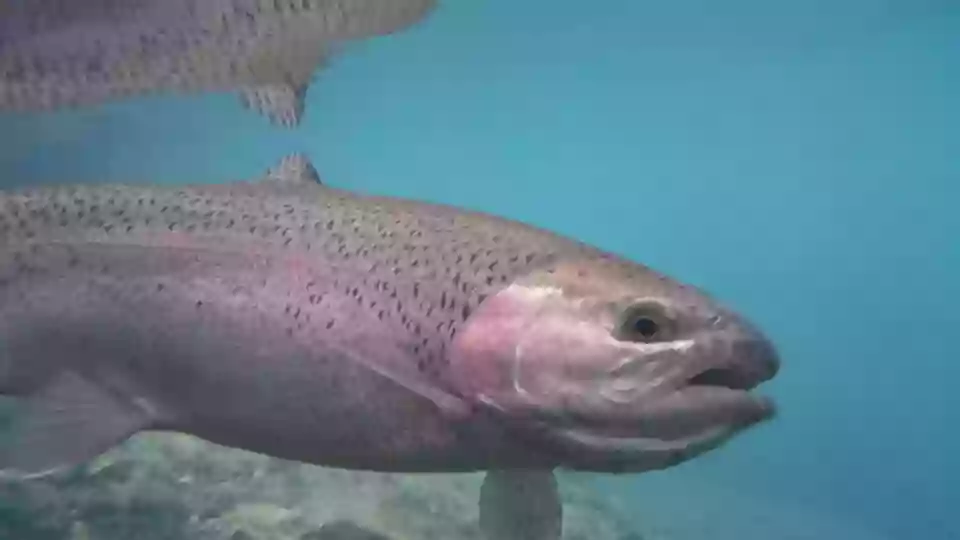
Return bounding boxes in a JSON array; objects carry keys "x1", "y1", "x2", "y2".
[{"x1": 0, "y1": 155, "x2": 780, "y2": 539}]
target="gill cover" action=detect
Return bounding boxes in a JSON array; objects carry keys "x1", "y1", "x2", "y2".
[{"x1": 449, "y1": 259, "x2": 691, "y2": 419}]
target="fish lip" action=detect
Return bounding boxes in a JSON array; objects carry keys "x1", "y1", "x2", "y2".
[
  {"x1": 571, "y1": 340, "x2": 779, "y2": 442},
  {"x1": 567, "y1": 385, "x2": 776, "y2": 445},
  {"x1": 481, "y1": 353, "x2": 779, "y2": 446},
  {"x1": 477, "y1": 384, "x2": 776, "y2": 471},
  {"x1": 499, "y1": 388, "x2": 777, "y2": 473}
]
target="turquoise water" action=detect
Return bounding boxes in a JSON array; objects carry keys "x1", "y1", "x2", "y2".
[{"x1": 1, "y1": 1, "x2": 956, "y2": 539}]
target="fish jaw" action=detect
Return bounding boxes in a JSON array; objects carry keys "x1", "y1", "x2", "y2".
[{"x1": 448, "y1": 257, "x2": 780, "y2": 473}]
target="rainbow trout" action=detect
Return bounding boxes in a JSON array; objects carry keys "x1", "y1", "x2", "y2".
[
  {"x1": 0, "y1": 155, "x2": 780, "y2": 539},
  {"x1": 0, "y1": 0, "x2": 435, "y2": 126}
]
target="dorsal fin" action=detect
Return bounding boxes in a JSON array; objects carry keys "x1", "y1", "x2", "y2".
[{"x1": 263, "y1": 153, "x2": 323, "y2": 187}]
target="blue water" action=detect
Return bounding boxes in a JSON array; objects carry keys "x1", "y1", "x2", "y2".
[{"x1": 1, "y1": 1, "x2": 956, "y2": 539}]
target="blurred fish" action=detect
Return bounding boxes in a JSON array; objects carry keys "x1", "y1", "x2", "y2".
[
  {"x1": 0, "y1": 154, "x2": 780, "y2": 539},
  {"x1": 0, "y1": 0, "x2": 436, "y2": 126}
]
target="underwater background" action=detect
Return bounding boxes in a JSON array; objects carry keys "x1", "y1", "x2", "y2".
[{"x1": 0, "y1": 1, "x2": 956, "y2": 539}]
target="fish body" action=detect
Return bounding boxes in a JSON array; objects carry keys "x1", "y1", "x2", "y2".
[
  {"x1": 0, "y1": 0, "x2": 436, "y2": 126},
  {"x1": 0, "y1": 154, "x2": 585, "y2": 473},
  {"x1": 0, "y1": 155, "x2": 780, "y2": 539}
]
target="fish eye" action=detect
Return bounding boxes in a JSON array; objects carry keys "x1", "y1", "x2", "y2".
[
  {"x1": 631, "y1": 316, "x2": 660, "y2": 338},
  {"x1": 616, "y1": 303, "x2": 673, "y2": 343}
]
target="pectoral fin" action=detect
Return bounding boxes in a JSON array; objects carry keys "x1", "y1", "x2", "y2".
[
  {"x1": 0, "y1": 371, "x2": 151, "y2": 480},
  {"x1": 479, "y1": 469, "x2": 562, "y2": 540}
]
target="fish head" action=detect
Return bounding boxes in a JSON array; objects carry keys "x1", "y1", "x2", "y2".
[{"x1": 449, "y1": 256, "x2": 780, "y2": 472}]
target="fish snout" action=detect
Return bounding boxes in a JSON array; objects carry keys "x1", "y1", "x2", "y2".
[
  {"x1": 738, "y1": 327, "x2": 780, "y2": 385},
  {"x1": 678, "y1": 306, "x2": 779, "y2": 389}
]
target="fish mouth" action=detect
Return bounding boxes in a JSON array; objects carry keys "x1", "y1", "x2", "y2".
[
  {"x1": 562, "y1": 383, "x2": 776, "y2": 449},
  {"x1": 532, "y1": 357, "x2": 779, "y2": 472}
]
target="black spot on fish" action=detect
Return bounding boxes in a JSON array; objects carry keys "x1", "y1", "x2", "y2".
[{"x1": 326, "y1": 319, "x2": 335, "y2": 329}]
